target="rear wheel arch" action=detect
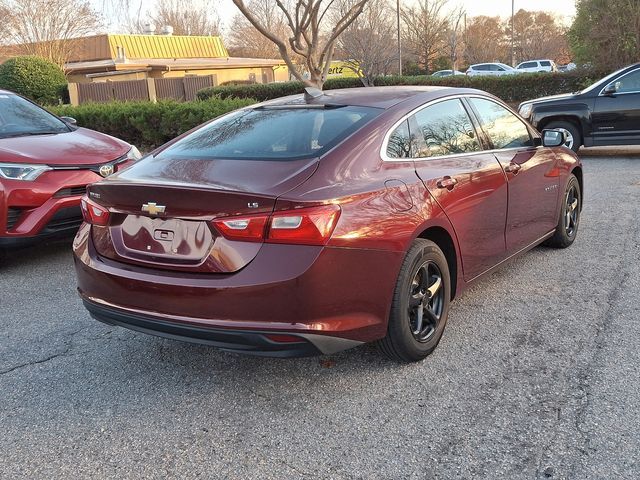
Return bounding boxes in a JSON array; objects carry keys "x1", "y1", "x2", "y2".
[{"x1": 417, "y1": 226, "x2": 458, "y2": 301}]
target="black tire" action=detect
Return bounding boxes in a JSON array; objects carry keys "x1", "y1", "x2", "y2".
[
  {"x1": 546, "y1": 120, "x2": 581, "y2": 153},
  {"x1": 377, "y1": 239, "x2": 451, "y2": 362},
  {"x1": 544, "y1": 174, "x2": 581, "y2": 248}
]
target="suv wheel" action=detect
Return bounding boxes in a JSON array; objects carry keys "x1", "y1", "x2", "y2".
[{"x1": 546, "y1": 120, "x2": 581, "y2": 153}]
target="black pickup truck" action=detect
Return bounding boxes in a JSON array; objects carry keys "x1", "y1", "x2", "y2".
[{"x1": 518, "y1": 63, "x2": 640, "y2": 152}]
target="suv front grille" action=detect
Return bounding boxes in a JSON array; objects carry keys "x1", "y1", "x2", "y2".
[
  {"x1": 6, "y1": 207, "x2": 23, "y2": 231},
  {"x1": 41, "y1": 207, "x2": 83, "y2": 234},
  {"x1": 54, "y1": 186, "x2": 87, "y2": 198}
]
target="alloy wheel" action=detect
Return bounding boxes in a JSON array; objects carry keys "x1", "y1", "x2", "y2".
[
  {"x1": 408, "y1": 261, "x2": 445, "y2": 342},
  {"x1": 557, "y1": 128, "x2": 574, "y2": 150},
  {"x1": 565, "y1": 183, "x2": 580, "y2": 237}
]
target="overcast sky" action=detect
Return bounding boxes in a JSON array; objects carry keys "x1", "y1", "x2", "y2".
[{"x1": 102, "y1": 0, "x2": 577, "y2": 32}]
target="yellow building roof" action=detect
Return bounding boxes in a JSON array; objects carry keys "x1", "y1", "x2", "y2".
[
  {"x1": 107, "y1": 34, "x2": 228, "y2": 60},
  {"x1": 65, "y1": 34, "x2": 228, "y2": 62}
]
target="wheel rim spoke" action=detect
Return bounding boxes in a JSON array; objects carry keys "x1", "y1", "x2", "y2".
[
  {"x1": 408, "y1": 260, "x2": 445, "y2": 342},
  {"x1": 564, "y1": 186, "x2": 579, "y2": 236}
]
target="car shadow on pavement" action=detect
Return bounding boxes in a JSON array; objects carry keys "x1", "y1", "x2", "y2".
[{"x1": 0, "y1": 237, "x2": 74, "y2": 270}]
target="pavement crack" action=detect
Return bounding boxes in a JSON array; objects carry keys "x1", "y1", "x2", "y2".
[
  {"x1": 0, "y1": 325, "x2": 88, "y2": 376},
  {"x1": 0, "y1": 347, "x2": 72, "y2": 375}
]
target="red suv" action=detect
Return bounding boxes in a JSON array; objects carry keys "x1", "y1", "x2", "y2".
[{"x1": 0, "y1": 90, "x2": 140, "y2": 248}]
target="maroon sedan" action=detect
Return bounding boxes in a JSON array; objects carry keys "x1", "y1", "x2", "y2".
[
  {"x1": 0, "y1": 90, "x2": 141, "y2": 248},
  {"x1": 74, "y1": 87, "x2": 582, "y2": 362}
]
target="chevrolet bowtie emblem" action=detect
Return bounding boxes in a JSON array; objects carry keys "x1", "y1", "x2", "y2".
[{"x1": 142, "y1": 202, "x2": 166, "y2": 216}]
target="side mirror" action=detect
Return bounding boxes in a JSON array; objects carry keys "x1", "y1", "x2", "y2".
[
  {"x1": 542, "y1": 129, "x2": 565, "y2": 147},
  {"x1": 602, "y1": 83, "x2": 618, "y2": 95},
  {"x1": 60, "y1": 116, "x2": 77, "y2": 126}
]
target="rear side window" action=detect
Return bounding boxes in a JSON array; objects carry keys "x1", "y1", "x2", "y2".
[
  {"x1": 411, "y1": 99, "x2": 482, "y2": 158},
  {"x1": 469, "y1": 98, "x2": 532, "y2": 149},
  {"x1": 161, "y1": 105, "x2": 380, "y2": 160},
  {"x1": 386, "y1": 120, "x2": 413, "y2": 159},
  {"x1": 475, "y1": 64, "x2": 489, "y2": 71},
  {"x1": 540, "y1": 61, "x2": 551, "y2": 67}
]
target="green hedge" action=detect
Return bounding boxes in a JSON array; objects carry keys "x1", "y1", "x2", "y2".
[
  {"x1": 0, "y1": 56, "x2": 67, "y2": 105},
  {"x1": 197, "y1": 71, "x2": 600, "y2": 105},
  {"x1": 49, "y1": 98, "x2": 256, "y2": 149}
]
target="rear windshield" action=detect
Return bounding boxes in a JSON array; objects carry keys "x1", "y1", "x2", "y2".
[
  {"x1": 0, "y1": 94, "x2": 69, "y2": 139},
  {"x1": 159, "y1": 105, "x2": 381, "y2": 160}
]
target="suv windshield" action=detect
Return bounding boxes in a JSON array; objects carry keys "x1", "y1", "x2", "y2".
[
  {"x1": 0, "y1": 94, "x2": 70, "y2": 139},
  {"x1": 160, "y1": 105, "x2": 381, "y2": 161}
]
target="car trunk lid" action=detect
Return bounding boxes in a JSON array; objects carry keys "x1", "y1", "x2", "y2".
[{"x1": 87, "y1": 156, "x2": 319, "y2": 273}]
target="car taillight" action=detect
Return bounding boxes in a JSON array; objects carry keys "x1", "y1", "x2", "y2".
[
  {"x1": 211, "y1": 205, "x2": 341, "y2": 246},
  {"x1": 268, "y1": 205, "x2": 341, "y2": 245},
  {"x1": 80, "y1": 195, "x2": 110, "y2": 226},
  {"x1": 212, "y1": 214, "x2": 269, "y2": 243}
]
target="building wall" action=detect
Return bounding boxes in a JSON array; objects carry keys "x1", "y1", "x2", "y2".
[{"x1": 69, "y1": 66, "x2": 289, "y2": 86}]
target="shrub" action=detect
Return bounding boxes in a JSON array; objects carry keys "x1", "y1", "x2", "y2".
[
  {"x1": 0, "y1": 56, "x2": 67, "y2": 105},
  {"x1": 49, "y1": 97, "x2": 256, "y2": 149},
  {"x1": 197, "y1": 71, "x2": 602, "y2": 105}
]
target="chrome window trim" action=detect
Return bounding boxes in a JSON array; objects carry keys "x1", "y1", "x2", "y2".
[
  {"x1": 598, "y1": 67, "x2": 640, "y2": 96},
  {"x1": 381, "y1": 94, "x2": 536, "y2": 163}
]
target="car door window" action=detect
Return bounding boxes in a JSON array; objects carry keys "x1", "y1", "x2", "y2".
[
  {"x1": 411, "y1": 99, "x2": 482, "y2": 158},
  {"x1": 468, "y1": 98, "x2": 533, "y2": 149},
  {"x1": 540, "y1": 61, "x2": 551, "y2": 67},
  {"x1": 476, "y1": 65, "x2": 489, "y2": 71},
  {"x1": 386, "y1": 120, "x2": 414, "y2": 158},
  {"x1": 612, "y1": 69, "x2": 640, "y2": 93},
  {"x1": 521, "y1": 62, "x2": 536, "y2": 69}
]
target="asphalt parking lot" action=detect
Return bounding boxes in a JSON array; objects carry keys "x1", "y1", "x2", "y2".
[{"x1": 1, "y1": 150, "x2": 639, "y2": 479}]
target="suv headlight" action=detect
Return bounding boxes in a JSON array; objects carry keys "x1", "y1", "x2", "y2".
[
  {"x1": 518, "y1": 103, "x2": 533, "y2": 119},
  {"x1": 0, "y1": 163, "x2": 52, "y2": 181}
]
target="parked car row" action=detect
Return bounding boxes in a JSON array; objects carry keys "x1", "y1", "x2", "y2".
[
  {"x1": 12, "y1": 63, "x2": 640, "y2": 361},
  {"x1": 465, "y1": 59, "x2": 558, "y2": 76}
]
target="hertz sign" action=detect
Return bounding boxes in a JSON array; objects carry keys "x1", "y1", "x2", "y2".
[{"x1": 326, "y1": 61, "x2": 360, "y2": 78}]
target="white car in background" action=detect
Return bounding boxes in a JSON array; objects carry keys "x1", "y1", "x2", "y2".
[
  {"x1": 516, "y1": 59, "x2": 558, "y2": 73},
  {"x1": 431, "y1": 69, "x2": 465, "y2": 77},
  {"x1": 465, "y1": 63, "x2": 519, "y2": 76}
]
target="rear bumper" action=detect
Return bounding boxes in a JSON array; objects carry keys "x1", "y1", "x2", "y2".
[
  {"x1": 74, "y1": 223, "x2": 404, "y2": 354},
  {"x1": 84, "y1": 299, "x2": 362, "y2": 357}
]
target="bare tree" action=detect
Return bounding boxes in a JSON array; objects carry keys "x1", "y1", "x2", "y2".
[
  {"x1": 144, "y1": 0, "x2": 221, "y2": 36},
  {"x1": 508, "y1": 10, "x2": 568, "y2": 64},
  {"x1": 227, "y1": 0, "x2": 290, "y2": 58},
  {"x1": 401, "y1": 0, "x2": 450, "y2": 73},
  {"x1": 231, "y1": 0, "x2": 370, "y2": 89},
  {"x1": 445, "y1": 6, "x2": 465, "y2": 71},
  {"x1": 1, "y1": 0, "x2": 102, "y2": 67},
  {"x1": 335, "y1": 0, "x2": 397, "y2": 86},
  {"x1": 462, "y1": 16, "x2": 508, "y2": 65}
]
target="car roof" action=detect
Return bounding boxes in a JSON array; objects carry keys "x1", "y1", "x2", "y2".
[{"x1": 256, "y1": 86, "x2": 488, "y2": 110}]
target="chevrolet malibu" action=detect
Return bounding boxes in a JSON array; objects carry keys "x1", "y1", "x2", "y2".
[
  {"x1": 74, "y1": 87, "x2": 583, "y2": 362},
  {"x1": 0, "y1": 90, "x2": 141, "y2": 248}
]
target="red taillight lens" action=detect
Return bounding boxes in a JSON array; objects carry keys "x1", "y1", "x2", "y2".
[
  {"x1": 80, "y1": 195, "x2": 110, "y2": 226},
  {"x1": 211, "y1": 214, "x2": 269, "y2": 243},
  {"x1": 267, "y1": 205, "x2": 341, "y2": 246},
  {"x1": 211, "y1": 205, "x2": 341, "y2": 246}
]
